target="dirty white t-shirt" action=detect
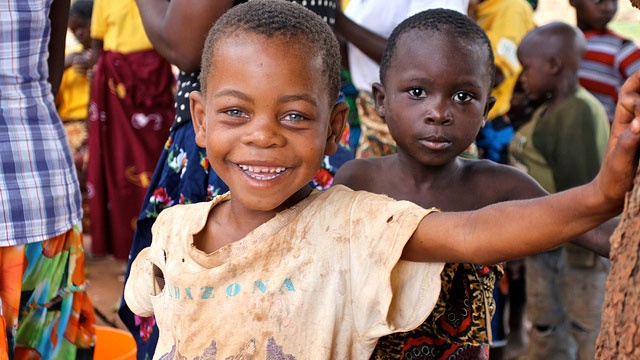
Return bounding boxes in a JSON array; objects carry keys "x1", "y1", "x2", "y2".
[{"x1": 126, "y1": 185, "x2": 444, "y2": 359}]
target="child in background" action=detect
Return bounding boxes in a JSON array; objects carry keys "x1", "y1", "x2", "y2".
[
  {"x1": 510, "y1": 22, "x2": 611, "y2": 360},
  {"x1": 333, "y1": 9, "x2": 615, "y2": 360},
  {"x1": 125, "y1": 1, "x2": 640, "y2": 359},
  {"x1": 56, "y1": 0, "x2": 93, "y2": 233},
  {"x1": 571, "y1": 0, "x2": 640, "y2": 124}
]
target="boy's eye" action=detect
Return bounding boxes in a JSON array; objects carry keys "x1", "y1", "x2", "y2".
[
  {"x1": 408, "y1": 88, "x2": 426, "y2": 98},
  {"x1": 283, "y1": 113, "x2": 307, "y2": 122},
  {"x1": 225, "y1": 109, "x2": 247, "y2": 118},
  {"x1": 452, "y1": 92, "x2": 473, "y2": 103}
]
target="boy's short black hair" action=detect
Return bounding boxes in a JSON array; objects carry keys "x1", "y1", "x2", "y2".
[
  {"x1": 200, "y1": 0, "x2": 341, "y2": 105},
  {"x1": 379, "y1": 8, "x2": 495, "y2": 86},
  {"x1": 70, "y1": 0, "x2": 93, "y2": 20}
]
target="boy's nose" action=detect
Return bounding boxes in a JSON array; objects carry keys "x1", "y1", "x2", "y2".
[
  {"x1": 424, "y1": 98, "x2": 453, "y2": 125},
  {"x1": 242, "y1": 117, "x2": 286, "y2": 148}
]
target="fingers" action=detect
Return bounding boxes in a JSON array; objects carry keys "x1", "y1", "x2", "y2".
[
  {"x1": 610, "y1": 91, "x2": 640, "y2": 165},
  {"x1": 612, "y1": 70, "x2": 640, "y2": 137},
  {"x1": 597, "y1": 71, "x2": 640, "y2": 205}
]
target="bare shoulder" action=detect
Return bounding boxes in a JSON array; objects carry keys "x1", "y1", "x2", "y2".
[
  {"x1": 460, "y1": 158, "x2": 548, "y2": 201},
  {"x1": 333, "y1": 156, "x2": 390, "y2": 191}
]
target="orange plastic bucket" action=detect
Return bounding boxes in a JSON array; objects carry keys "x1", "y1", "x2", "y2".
[{"x1": 94, "y1": 326, "x2": 137, "y2": 360}]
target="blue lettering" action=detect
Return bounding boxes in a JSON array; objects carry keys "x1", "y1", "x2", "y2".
[
  {"x1": 201, "y1": 287, "x2": 215, "y2": 299},
  {"x1": 226, "y1": 283, "x2": 241, "y2": 297},
  {"x1": 185, "y1": 288, "x2": 193, "y2": 300},
  {"x1": 280, "y1": 278, "x2": 295, "y2": 292},
  {"x1": 253, "y1": 280, "x2": 269, "y2": 294},
  {"x1": 174, "y1": 286, "x2": 180, "y2": 299}
]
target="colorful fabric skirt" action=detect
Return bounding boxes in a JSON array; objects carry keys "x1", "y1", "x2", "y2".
[
  {"x1": 0, "y1": 225, "x2": 95, "y2": 359},
  {"x1": 87, "y1": 49, "x2": 175, "y2": 261}
]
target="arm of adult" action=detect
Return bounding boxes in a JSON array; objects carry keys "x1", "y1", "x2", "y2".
[
  {"x1": 135, "y1": 0, "x2": 235, "y2": 72},
  {"x1": 403, "y1": 70, "x2": 640, "y2": 265},
  {"x1": 334, "y1": 7, "x2": 387, "y2": 64},
  {"x1": 48, "y1": 0, "x2": 71, "y2": 96}
]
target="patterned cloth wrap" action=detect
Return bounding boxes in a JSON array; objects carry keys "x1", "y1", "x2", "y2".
[{"x1": 372, "y1": 263, "x2": 503, "y2": 359}]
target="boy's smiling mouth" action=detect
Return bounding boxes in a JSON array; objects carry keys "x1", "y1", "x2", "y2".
[{"x1": 238, "y1": 164, "x2": 287, "y2": 180}]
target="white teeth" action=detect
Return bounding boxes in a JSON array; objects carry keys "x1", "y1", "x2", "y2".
[{"x1": 238, "y1": 164, "x2": 286, "y2": 180}]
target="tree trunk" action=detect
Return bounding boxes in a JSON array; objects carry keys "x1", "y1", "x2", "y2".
[{"x1": 595, "y1": 169, "x2": 640, "y2": 359}]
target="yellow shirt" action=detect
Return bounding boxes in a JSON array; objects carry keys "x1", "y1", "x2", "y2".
[
  {"x1": 475, "y1": 0, "x2": 535, "y2": 120},
  {"x1": 55, "y1": 44, "x2": 91, "y2": 120},
  {"x1": 91, "y1": 0, "x2": 153, "y2": 53}
]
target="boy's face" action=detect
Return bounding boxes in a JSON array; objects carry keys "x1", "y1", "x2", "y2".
[
  {"x1": 571, "y1": 0, "x2": 617, "y2": 31},
  {"x1": 517, "y1": 40, "x2": 555, "y2": 101},
  {"x1": 374, "y1": 30, "x2": 494, "y2": 167},
  {"x1": 191, "y1": 32, "x2": 347, "y2": 213},
  {"x1": 68, "y1": 15, "x2": 91, "y2": 49}
]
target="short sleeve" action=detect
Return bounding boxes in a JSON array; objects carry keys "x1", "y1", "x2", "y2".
[
  {"x1": 347, "y1": 193, "x2": 444, "y2": 338},
  {"x1": 124, "y1": 247, "x2": 157, "y2": 317},
  {"x1": 90, "y1": 0, "x2": 106, "y2": 40}
]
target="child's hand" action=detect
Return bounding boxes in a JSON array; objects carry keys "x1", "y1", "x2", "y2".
[
  {"x1": 71, "y1": 51, "x2": 92, "y2": 76},
  {"x1": 595, "y1": 69, "x2": 640, "y2": 211}
]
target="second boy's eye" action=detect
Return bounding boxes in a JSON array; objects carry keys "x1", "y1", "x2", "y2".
[
  {"x1": 408, "y1": 88, "x2": 427, "y2": 98},
  {"x1": 452, "y1": 92, "x2": 473, "y2": 103}
]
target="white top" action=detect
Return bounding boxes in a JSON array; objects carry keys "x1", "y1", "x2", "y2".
[
  {"x1": 126, "y1": 185, "x2": 444, "y2": 359},
  {"x1": 345, "y1": 0, "x2": 470, "y2": 92}
]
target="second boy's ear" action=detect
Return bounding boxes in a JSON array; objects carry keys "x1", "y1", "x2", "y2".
[
  {"x1": 190, "y1": 91, "x2": 207, "y2": 148},
  {"x1": 324, "y1": 101, "x2": 350, "y2": 156},
  {"x1": 372, "y1": 82, "x2": 386, "y2": 118}
]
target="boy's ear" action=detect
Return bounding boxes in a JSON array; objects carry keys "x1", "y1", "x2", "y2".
[
  {"x1": 548, "y1": 56, "x2": 561, "y2": 74},
  {"x1": 324, "y1": 101, "x2": 350, "y2": 156},
  {"x1": 372, "y1": 82, "x2": 386, "y2": 118},
  {"x1": 484, "y1": 95, "x2": 497, "y2": 124},
  {"x1": 190, "y1": 91, "x2": 207, "y2": 148}
]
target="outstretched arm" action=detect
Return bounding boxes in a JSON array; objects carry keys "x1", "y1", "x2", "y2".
[
  {"x1": 405, "y1": 70, "x2": 640, "y2": 265},
  {"x1": 135, "y1": 0, "x2": 235, "y2": 72}
]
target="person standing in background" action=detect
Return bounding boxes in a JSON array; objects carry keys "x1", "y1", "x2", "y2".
[
  {"x1": 510, "y1": 22, "x2": 611, "y2": 360},
  {"x1": 0, "y1": 0, "x2": 96, "y2": 358},
  {"x1": 571, "y1": 0, "x2": 640, "y2": 124},
  {"x1": 56, "y1": 0, "x2": 94, "y2": 234},
  {"x1": 88, "y1": 0, "x2": 175, "y2": 261}
]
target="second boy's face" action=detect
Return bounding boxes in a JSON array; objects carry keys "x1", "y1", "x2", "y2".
[
  {"x1": 191, "y1": 32, "x2": 346, "y2": 214},
  {"x1": 375, "y1": 30, "x2": 493, "y2": 166}
]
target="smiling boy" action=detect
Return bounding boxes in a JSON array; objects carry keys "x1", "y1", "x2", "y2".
[{"x1": 124, "y1": 1, "x2": 640, "y2": 359}]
